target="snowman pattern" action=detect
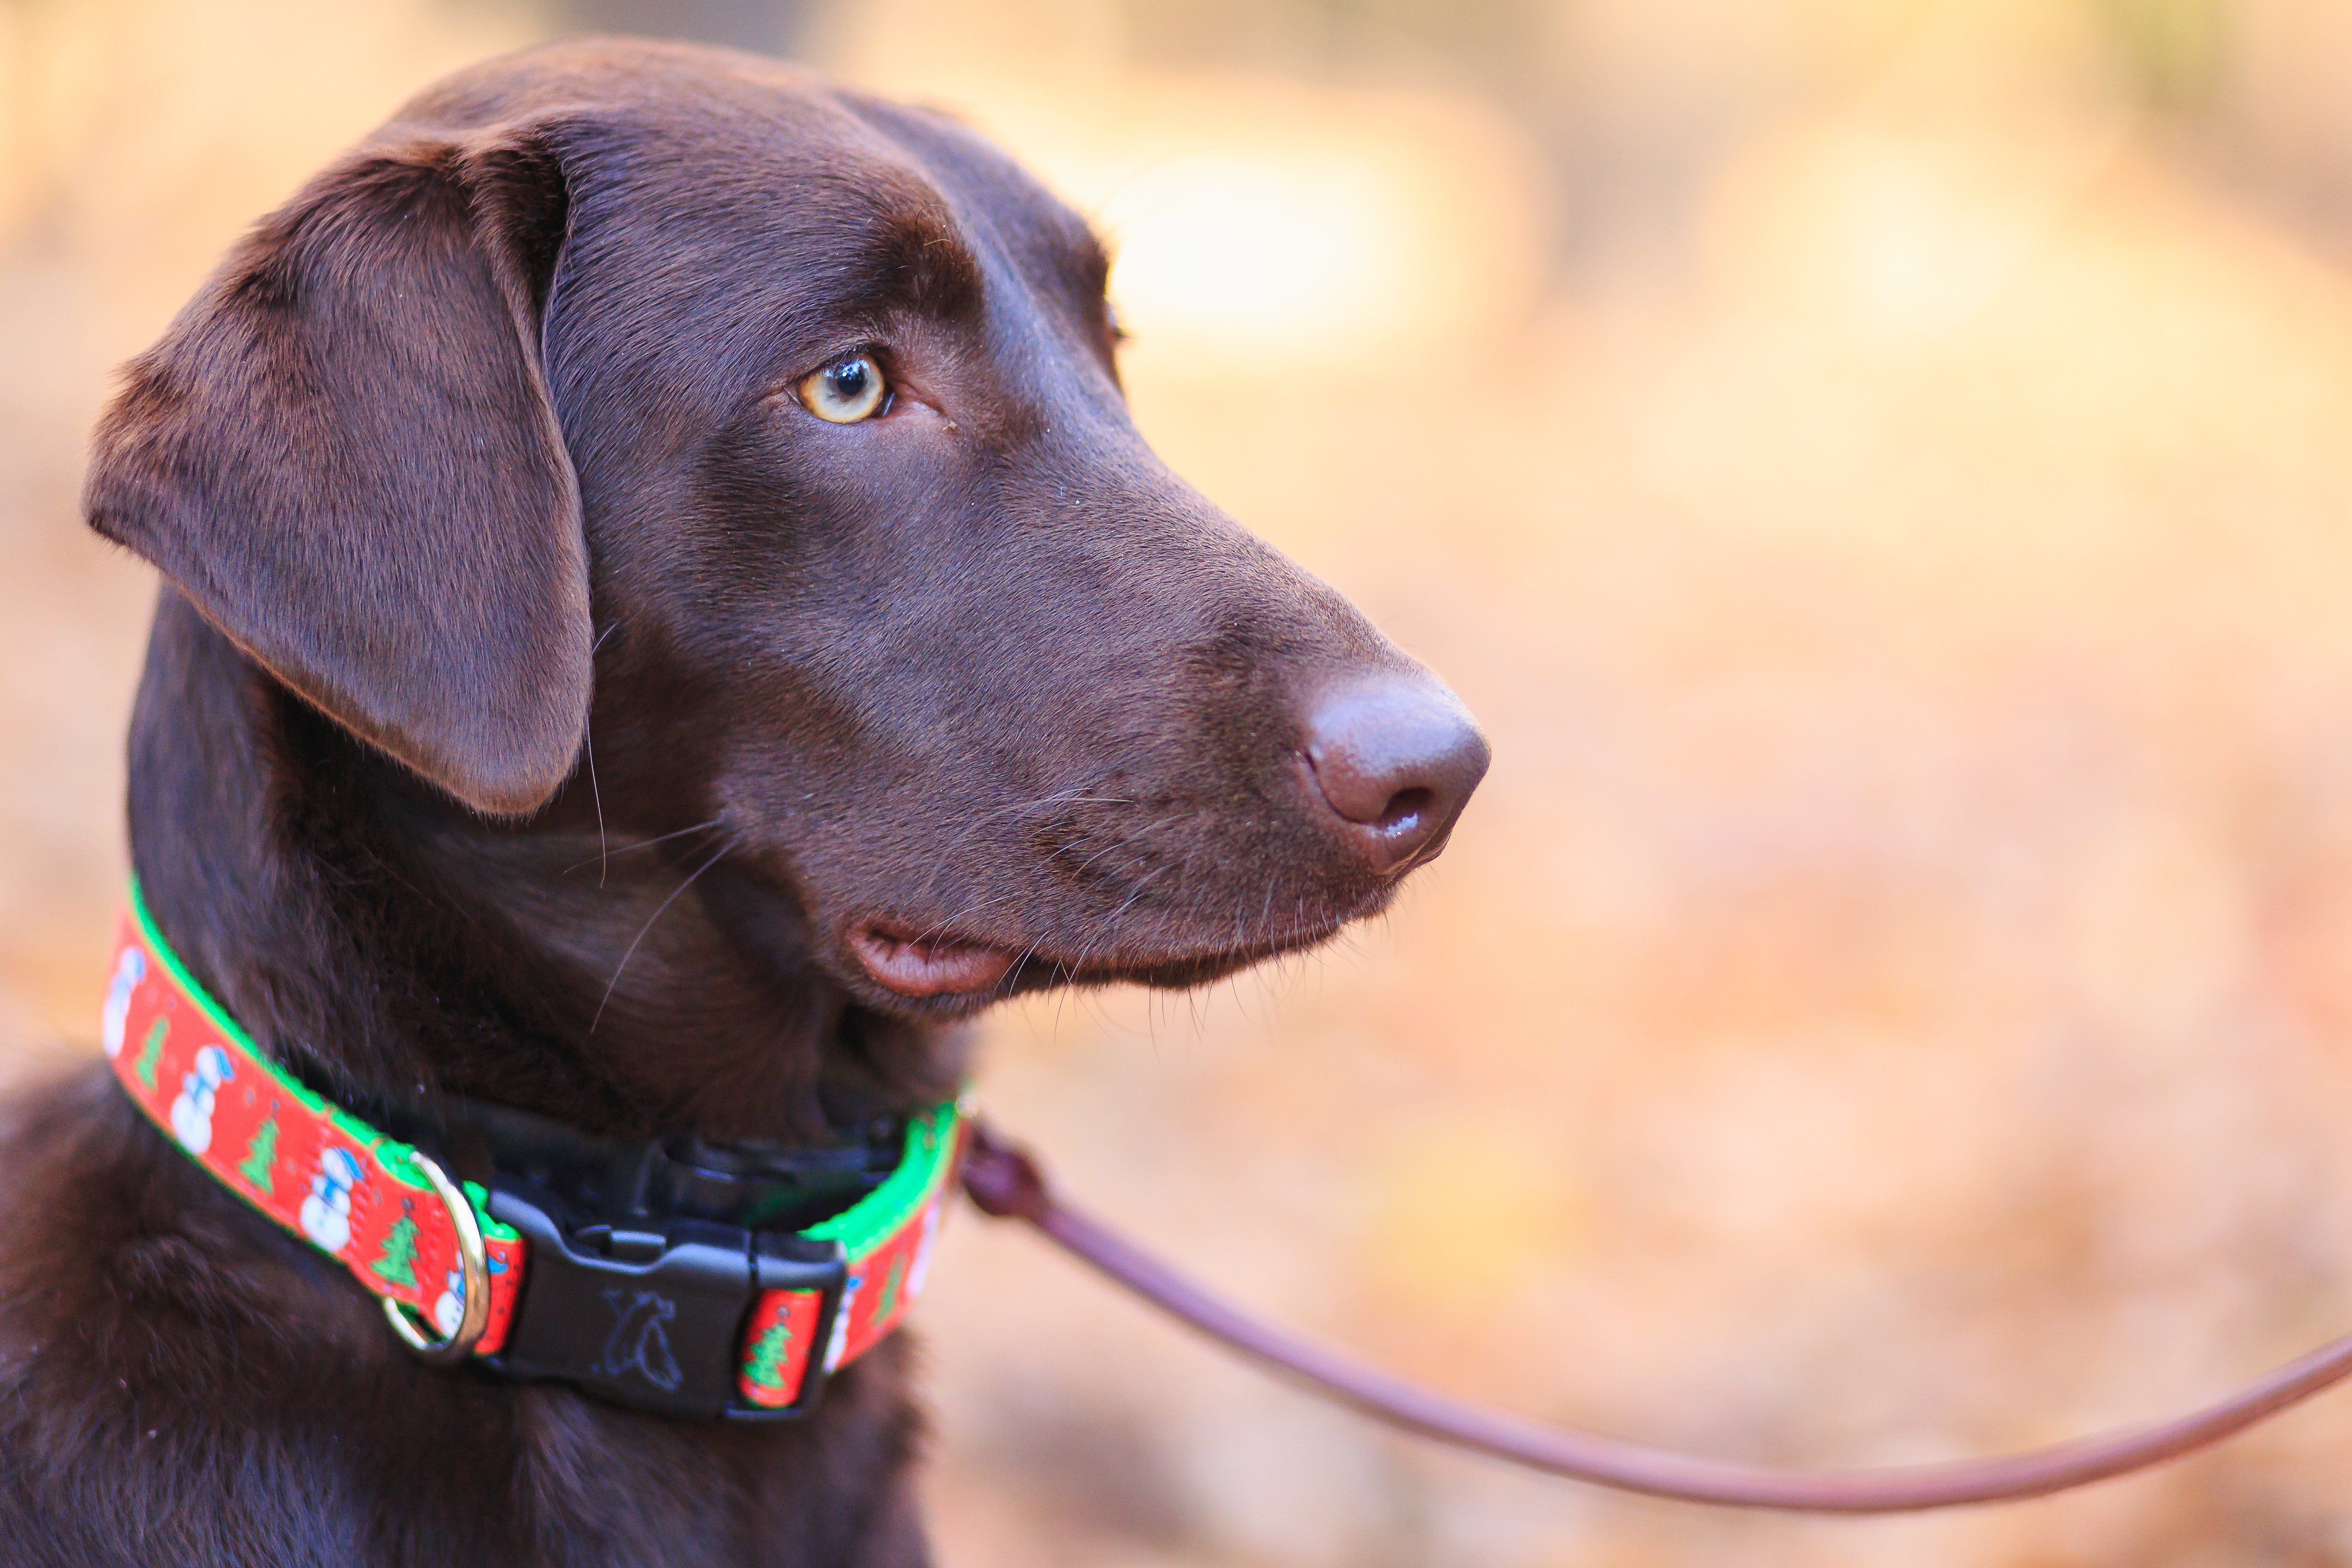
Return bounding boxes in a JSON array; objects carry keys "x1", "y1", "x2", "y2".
[
  {"x1": 168, "y1": 1045, "x2": 233, "y2": 1154},
  {"x1": 824, "y1": 1272, "x2": 864, "y2": 1373},
  {"x1": 300, "y1": 1146, "x2": 364, "y2": 1254},
  {"x1": 906, "y1": 1201, "x2": 942, "y2": 1301},
  {"x1": 433, "y1": 1269, "x2": 466, "y2": 1337},
  {"x1": 101, "y1": 949, "x2": 145, "y2": 1059}
]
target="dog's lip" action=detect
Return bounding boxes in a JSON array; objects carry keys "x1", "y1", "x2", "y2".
[
  {"x1": 845, "y1": 908, "x2": 1356, "y2": 1003},
  {"x1": 845, "y1": 919, "x2": 1017, "y2": 998}
]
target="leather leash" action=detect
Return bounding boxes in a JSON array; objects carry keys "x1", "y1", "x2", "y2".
[{"x1": 960, "y1": 1119, "x2": 2352, "y2": 1513}]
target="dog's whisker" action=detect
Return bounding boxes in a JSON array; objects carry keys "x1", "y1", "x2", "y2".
[
  {"x1": 584, "y1": 724, "x2": 609, "y2": 887},
  {"x1": 1072, "y1": 865, "x2": 1170, "y2": 970},
  {"x1": 558, "y1": 817, "x2": 724, "y2": 877},
  {"x1": 580, "y1": 622, "x2": 624, "y2": 885},
  {"x1": 910, "y1": 884, "x2": 1031, "y2": 949},
  {"x1": 929, "y1": 788, "x2": 1138, "y2": 859},
  {"x1": 1100, "y1": 864, "x2": 1167, "y2": 930},
  {"x1": 589, "y1": 835, "x2": 735, "y2": 1034},
  {"x1": 916, "y1": 789, "x2": 1147, "y2": 908}
]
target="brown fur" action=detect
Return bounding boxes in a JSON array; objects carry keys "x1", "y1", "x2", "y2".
[{"x1": 2, "y1": 38, "x2": 1484, "y2": 1565}]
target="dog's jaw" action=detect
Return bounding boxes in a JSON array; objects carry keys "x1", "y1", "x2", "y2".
[{"x1": 833, "y1": 902, "x2": 1375, "y2": 1016}]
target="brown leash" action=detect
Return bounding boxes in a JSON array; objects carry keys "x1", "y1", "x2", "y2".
[{"x1": 961, "y1": 1119, "x2": 2352, "y2": 1513}]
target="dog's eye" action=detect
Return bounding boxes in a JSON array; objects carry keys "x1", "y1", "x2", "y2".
[{"x1": 798, "y1": 353, "x2": 889, "y2": 423}]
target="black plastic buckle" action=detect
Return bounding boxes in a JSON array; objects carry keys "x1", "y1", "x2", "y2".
[{"x1": 482, "y1": 1178, "x2": 848, "y2": 1421}]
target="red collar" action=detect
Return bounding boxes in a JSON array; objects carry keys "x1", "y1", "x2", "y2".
[{"x1": 104, "y1": 881, "x2": 963, "y2": 1419}]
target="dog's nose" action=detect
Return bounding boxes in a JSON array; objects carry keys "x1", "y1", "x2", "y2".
[{"x1": 1302, "y1": 678, "x2": 1490, "y2": 875}]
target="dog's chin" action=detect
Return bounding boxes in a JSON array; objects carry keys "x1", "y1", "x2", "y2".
[{"x1": 839, "y1": 894, "x2": 1381, "y2": 1019}]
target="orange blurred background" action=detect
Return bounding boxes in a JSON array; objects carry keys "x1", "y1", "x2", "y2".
[{"x1": 11, "y1": 0, "x2": 2352, "y2": 1560}]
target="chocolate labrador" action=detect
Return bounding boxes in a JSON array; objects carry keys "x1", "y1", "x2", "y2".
[{"x1": 0, "y1": 37, "x2": 1486, "y2": 1565}]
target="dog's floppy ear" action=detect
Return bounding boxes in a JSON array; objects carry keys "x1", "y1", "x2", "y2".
[{"x1": 84, "y1": 126, "x2": 589, "y2": 817}]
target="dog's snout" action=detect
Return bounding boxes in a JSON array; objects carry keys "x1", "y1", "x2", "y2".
[{"x1": 1302, "y1": 679, "x2": 1490, "y2": 874}]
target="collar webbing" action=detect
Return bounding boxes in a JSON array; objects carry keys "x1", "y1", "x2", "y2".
[{"x1": 103, "y1": 881, "x2": 961, "y2": 1415}]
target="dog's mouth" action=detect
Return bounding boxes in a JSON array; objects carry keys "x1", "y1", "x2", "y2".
[{"x1": 843, "y1": 912, "x2": 1355, "y2": 1005}]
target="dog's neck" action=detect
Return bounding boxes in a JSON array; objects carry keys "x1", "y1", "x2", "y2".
[{"x1": 125, "y1": 591, "x2": 961, "y2": 1147}]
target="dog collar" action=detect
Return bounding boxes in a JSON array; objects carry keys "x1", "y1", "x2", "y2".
[{"x1": 102, "y1": 881, "x2": 963, "y2": 1421}]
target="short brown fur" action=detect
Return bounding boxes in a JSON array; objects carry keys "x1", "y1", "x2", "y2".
[{"x1": 0, "y1": 38, "x2": 1482, "y2": 1565}]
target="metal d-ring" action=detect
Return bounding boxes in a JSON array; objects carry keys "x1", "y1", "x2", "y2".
[{"x1": 380, "y1": 1147, "x2": 492, "y2": 1366}]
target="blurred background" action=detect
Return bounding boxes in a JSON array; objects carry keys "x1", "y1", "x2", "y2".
[{"x1": 11, "y1": 0, "x2": 2352, "y2": 1560}]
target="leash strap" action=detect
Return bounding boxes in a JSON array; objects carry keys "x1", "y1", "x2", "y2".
[
  {"x1": 104, "y1": 883, "x2": 959, "y2": 1414},
  {"x1": 119, "y1": 886, "x2": 2349, "y2": 1491},
  {"x1": 961, "y1": 1121, "x2": 2352, "y2": 1513}
]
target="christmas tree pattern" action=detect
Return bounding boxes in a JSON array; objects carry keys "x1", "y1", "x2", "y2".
[
  {"x1": 747, "y1": 1321, "x2": 794, "y2": 1392},
  {"x1": 868, "y1": 1255, "x2": 906, "y2": 1331},
  {"x1": 235, "y1": 1114, "x2": 280, "y2": 1193},
  {"x1": 373, "y1": 1208, "x2": 420, "y2": 1289},
  {"x1": 133, "y1": 1018, "x2": 167, "y2": 1091}
]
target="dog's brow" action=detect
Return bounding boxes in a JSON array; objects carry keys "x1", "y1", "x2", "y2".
[
  {"x1": 1069, "y1": 227, "x2": 1112, "y2": 301},
  {"x1": 854, "y1": 205, "x2": 984, "y2": 321}
]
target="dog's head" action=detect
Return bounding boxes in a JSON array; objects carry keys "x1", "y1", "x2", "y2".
[{"x1": 85, "y1": 40, "x2": 1487, "y2": 1023}]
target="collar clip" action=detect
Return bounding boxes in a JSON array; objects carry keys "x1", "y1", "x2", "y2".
[{"x1": 482, "y1": 1176, "x2": 848, "y2": 1420}]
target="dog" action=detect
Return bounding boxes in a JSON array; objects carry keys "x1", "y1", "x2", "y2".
[{"x1": 0, "y1": 38, "x2": 1488, "y2": 1565}]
